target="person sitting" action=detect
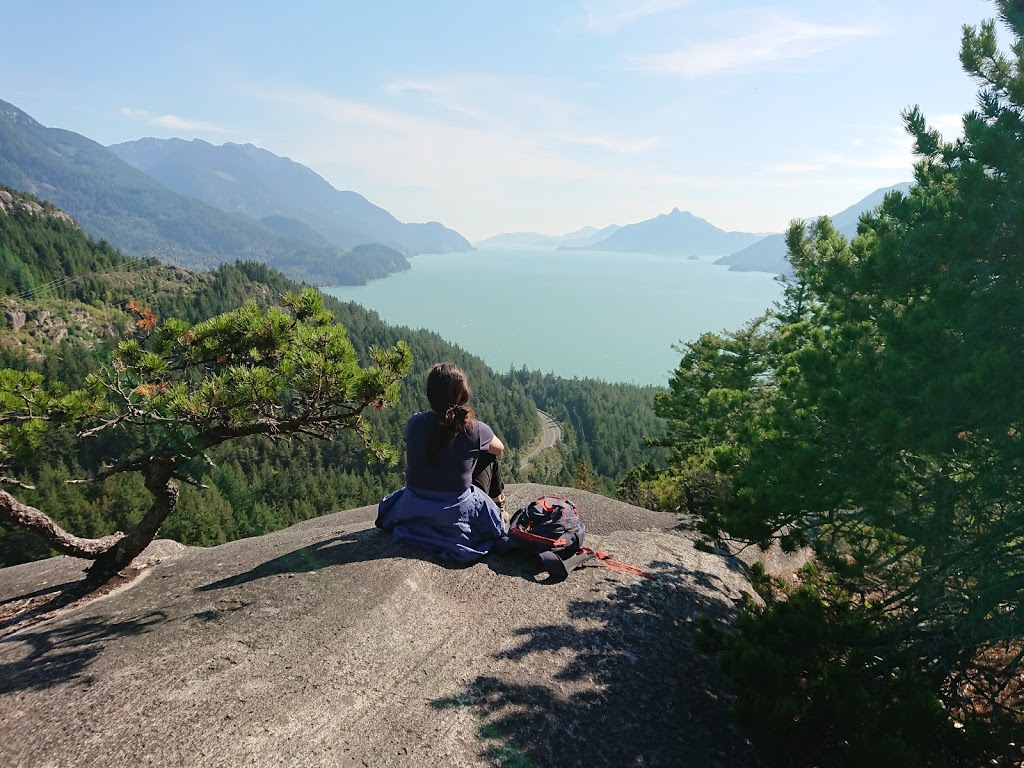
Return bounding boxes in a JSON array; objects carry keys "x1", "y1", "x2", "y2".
[{"x1": 376, "y1": 362, "x2": 507, "y2": 563}]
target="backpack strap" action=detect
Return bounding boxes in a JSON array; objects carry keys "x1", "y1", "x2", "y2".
[
  {"x1": 537, "y1": 547, "x2": 653, "y2": 581},
  {"x1": 538, "y1": 548, "x2": 596, "y2": 580},
  {"x1": 581, "y1": 548, "x2": 655, "y2": 579},
  {"x1": 510, "y1": 528, "x2": 570, "y2": 548}
]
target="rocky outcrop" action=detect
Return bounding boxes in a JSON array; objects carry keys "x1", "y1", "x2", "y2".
[
  {"x1": 4, "y1": 308, "x2": 26, "y2": 332},
  {"x1": 0, "y1": 483, "x2": 784, "y2": 767},
  {"x1": 0, "y1": 187, "x2": 75, "y2": 226},
  {"x1": 1, "y1": 300, "x2": 126, "y2": 356}
]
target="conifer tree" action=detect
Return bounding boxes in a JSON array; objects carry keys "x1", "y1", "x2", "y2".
[
  {"x1": 651, "y1": 1, "x2": 1024, "y2": 760},
  {"x1": 0, "y1": 288, "x2": 410, "y2": 578}
]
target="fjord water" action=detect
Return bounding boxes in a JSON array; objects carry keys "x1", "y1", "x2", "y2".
[{"x1": 325, "y1": 246, "x2": 782, "y2": 386}]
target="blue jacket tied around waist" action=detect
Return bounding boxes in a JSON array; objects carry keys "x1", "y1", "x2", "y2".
[{"x1": 375, "y1": 485, "x2": 506, "y2": 563}]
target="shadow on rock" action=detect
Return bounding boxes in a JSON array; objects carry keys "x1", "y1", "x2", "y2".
[
  {"x1": 485, "y1": 550, "x2": 550, "y2": 583},
  {"x1": 0, "y1": 580, "x2": 81, "y2": 610},
  {"x1": 198, "y1": 527, "x2": 480, "y2": 592},
  {"x1": 0, "y1": 611, "x2": 167, "y2": 695},
  {"x1": 435, "y1": 560, "x2": 761, "y2": 768}
]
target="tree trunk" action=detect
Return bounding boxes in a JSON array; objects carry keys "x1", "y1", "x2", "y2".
[
  {"x1": 0, "y1": 488, "x2": 124, "y2": 558},
  {"x1": 88, "y1": 461, "x2": 179, "y2": 580}
]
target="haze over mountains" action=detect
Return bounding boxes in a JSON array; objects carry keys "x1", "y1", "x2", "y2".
[
  {"x1": 0, "y1": 100, "x2": 470, "y2": 286},
  {"x1": 109, "y1": 138, "x2": 471, "y2": 256},
  {"x1": 563, "y1": 208, "x2": 763, "y2": 257},
  {"x1": 476, "y1": 224, "x2": 621, "y2": 248},
  {"x1": 715, "y1": 182, "x2": 913, "y2": 273},
  {"x1": 479, "y1": 212, "x2": 765, "y2": 258},
  {"x1": 478, "y1": 185, "x2": 912, "y2": 275},
  {"x1": 0, "y1": 97, "x2": 909, "y2": 283}
]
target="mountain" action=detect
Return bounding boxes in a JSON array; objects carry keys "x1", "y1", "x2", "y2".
[
  {"x1": 475, "y1": 231, "x2": 559, "y2": 247},
  {"x1": 259, "y1": 214, "x2": 333, "y2": 248},
  {"x1": 562, "y1": 208, "x2": 762, "y2": 257},
  {"x1": 110, "y1": 137, "x2": 472, "y2": 255},
  {"x1": 475, "y1": 224, "x2": 621, "y2": 248},
  {"x1": 558, "y1": 224, "x2": 622, "y2": 247},
  {"x1": 0, "y1": 100, "x2": 410, "y2": 285},
  {"x1": 715, "y1": 182, "x2": 913, "y2": 274}
]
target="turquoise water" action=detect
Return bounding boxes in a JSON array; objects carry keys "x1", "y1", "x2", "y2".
[{"x1": 324, "y1": 246, "x2": 782, "y2": 386}]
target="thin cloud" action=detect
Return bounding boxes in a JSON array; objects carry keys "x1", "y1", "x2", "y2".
[
  {"x1": 384, "y1": 80, "x2": 451, "y2": 96},
  {"x1": 251, "y1": 87, "x2": 581, "y2": 190},
  {"x1": 559, "y1": 133, "x2": 661, "y2": 153},
  {"x1": 119, "y1": 107, "x2": 227, "y2": 133},
  {"x1": 248, "y1": 85, "x2": 905, "y2": 239},
  {"x1": 253, "y1": 87, "x2": 736, "y2": 193},
  {"x1": 383, "y1": 78, "x2": 491, "y2": 123},
  {"x1": 627, "y1": 17, "x2": 875, "y2": 78},
  {"x1": 380, "y1": 73, "x2": 660, "y2": 156},
  {"x1": 768, "y1": 125, "x2": 915, "y2": 178},
  {"x1": 769, "y1": 162, "x2": 828, "y2": 174},
  {"x1": 584, "y1": 0, "x2": 696, "y2": 34}
]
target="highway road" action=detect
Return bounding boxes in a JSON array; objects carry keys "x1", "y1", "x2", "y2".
[{"x1": 519, "y1": 409, "x2": 562, "y2": 469}]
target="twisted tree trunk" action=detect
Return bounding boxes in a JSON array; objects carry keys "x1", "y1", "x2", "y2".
[
  {"x1": 0, "y1": 489, "x2": 125, "y2": 557},
  {"x1": 88, "y1": 461, "x2": 179, "y2": 579},
  {"x1": 0, "y1": 458, "x2": 181, "y2": 582}
]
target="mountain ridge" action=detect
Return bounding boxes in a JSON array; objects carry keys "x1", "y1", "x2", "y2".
[
  {"x1": 561, "y1": 208, "x2": 762, "y2": 257},
  {"x1": 0, "y1": 100, "x2": 414, "y2": 285},
  {"x1": 476, "y1": 224, "x2": 621, "y2": 248},
  {"x1": 109, "y1": 137, "x2": 472, "y2": 256},
  {"x1": 715, "y1": 182, "x2": 913, "y2": 274}
]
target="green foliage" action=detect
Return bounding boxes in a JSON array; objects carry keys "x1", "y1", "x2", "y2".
[
  {"x1": 647, "y1": 4, "x2": 1024, "y2": 763},
  {"x1": 84, "y1": 287, "x2": 411, "y2": 470},
  {"x1": 648, "y1": 318, "x2": 771, "y2": 530},
  {"x1": 0, "y1": 184, "x2": 155, "y2": 301},
  {"x1": 720, "y1": 572, "x2": 971, "y2": 768},
  {"x1": 505, "y1": 368, "x2": 667, "y2": 494},
  {"x1": 1, "y1": 285, "x2": 412, "y2": 571},
  {"x1": 571, "y1": 457, "x2": 600, "y2": 493},
  {"x1": 0, "y1": 368, "x2": 106, "y2": 485}
]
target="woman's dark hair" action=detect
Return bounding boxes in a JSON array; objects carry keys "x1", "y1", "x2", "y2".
[{"x1": 426, "y1": 362, "x2": 476, "y2": 461}]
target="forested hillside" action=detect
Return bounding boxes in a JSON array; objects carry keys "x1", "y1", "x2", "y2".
[
  {"x1": 109, "y1": 137, "x2": 473, "y2": 255},
  {"x1": 506, "y1": 369, "x2": 666, "y2": 495},
  {"x1": 0, "y1": 103, "x2": 409, "y2": 286},
  {"x1": 0, "y1": 185, "x2": 663, "y2": 567}
]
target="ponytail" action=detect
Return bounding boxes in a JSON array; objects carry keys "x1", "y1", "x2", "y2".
[{"x1": 425, "y1": 363, "x2": 476, "y2": 462}]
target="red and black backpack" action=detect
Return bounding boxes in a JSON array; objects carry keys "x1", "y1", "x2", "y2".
[{"x1": 508, "y1": 496, "x2": 652, "y2": 580}]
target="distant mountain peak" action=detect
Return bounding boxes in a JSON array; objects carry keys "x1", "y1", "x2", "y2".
[{"x1": 562, "y1": 208, "x2": 760, "y2": 256}]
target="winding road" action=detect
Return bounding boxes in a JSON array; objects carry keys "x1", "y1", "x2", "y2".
[{"x1": 519, "y1": 409, "x2": 562, "y2": 469}]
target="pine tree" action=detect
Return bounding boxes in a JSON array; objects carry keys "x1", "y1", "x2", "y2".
[
  {"x1": 0, "y1": 288, "x2": 410, "y2": 578},
  {"x1": 649, "y1": 2, "x2": 1024, "y2": 761}
]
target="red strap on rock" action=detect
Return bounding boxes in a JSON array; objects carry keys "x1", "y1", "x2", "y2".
[{"x1": 581, "y1": 548, "x2": 654, "y2": 579}]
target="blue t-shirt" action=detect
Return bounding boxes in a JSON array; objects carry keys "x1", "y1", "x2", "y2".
[{"x1": 404, "y1": 411, "x2": 495, "y2": 493}]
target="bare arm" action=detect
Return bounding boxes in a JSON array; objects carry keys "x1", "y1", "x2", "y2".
[{"x1": 487, "y1": 435, "x2": 505, "y2": 456}]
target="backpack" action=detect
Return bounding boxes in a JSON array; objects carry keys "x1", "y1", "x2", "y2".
[{"x1": 507, "y1": 496, "x2": 653, "y2": 581}]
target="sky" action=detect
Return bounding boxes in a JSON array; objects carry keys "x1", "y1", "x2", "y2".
[{"x1": 2, "y1": 0, "x2": 998, "y2": 242}]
